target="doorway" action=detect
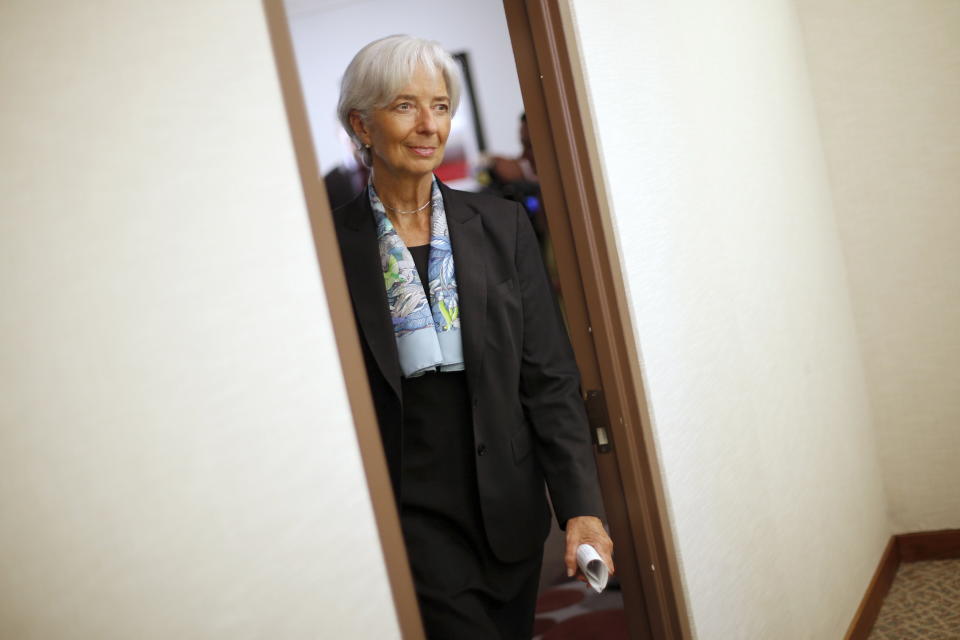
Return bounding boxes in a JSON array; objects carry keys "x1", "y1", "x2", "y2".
[{"x1": 263, "y1": 1, "x2": 689, "y2": 638}]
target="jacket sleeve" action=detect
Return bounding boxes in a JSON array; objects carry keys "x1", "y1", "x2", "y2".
[{"x1": 513, "y1": 202, "x2": 605, "y2": 527}]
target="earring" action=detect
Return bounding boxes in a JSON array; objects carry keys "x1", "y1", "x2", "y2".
[{"x1": 365, "y1": 144, "x2": 371, "y2": 149}]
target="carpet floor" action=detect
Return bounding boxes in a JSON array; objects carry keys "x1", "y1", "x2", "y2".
[
  {"x1": 869, "y1": 558, "x2": 960, "y2": 639},
  {"x1": 532, "y1": 580, "x2": 627, "y2": 639}
]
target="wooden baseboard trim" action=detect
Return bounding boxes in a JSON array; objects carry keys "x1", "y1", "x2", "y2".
[
  {"x1": 846, "y1": 528, "x2": 960, "y2": 639},
  {"x1": 897, "y1": 529, "x2": 960, "y2": 563},
  {"x1": 845, "y1": 536, "x2": 900, "y2": 640}
]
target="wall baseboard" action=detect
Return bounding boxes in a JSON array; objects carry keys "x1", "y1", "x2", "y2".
[
  {"x1": 897, "y1": 529, "x2": 960, "y2": 563},
  {"x1": 845, "y1": 536, "x2": 899, "y2": 640},
  {"x1": 845, "y1": 528, "x2": 960, "y2": 639}
]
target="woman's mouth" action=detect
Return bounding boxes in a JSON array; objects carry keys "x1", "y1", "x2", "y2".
[{"x1": 409, "y1": 146, "x2": 436, "y2": 157}]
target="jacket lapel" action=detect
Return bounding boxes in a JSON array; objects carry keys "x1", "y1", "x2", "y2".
[
  {"x1": 337, "y1": 191, "x2": 403, "y2": 399},
  {"x1": 440, "y1": 182, "x2": 486, "y2": 396},
  {"x1": 336, "y1": 182, "x2": 487, "y2": 401}
]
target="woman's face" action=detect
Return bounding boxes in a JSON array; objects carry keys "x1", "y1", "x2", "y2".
[{"x1": 352, "y1": 66, "x2": 451, "y2": 181}]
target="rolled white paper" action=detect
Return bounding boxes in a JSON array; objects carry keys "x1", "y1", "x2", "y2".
[{"x1": 576, "y1": 543, "x2": 609, "y2": 593}]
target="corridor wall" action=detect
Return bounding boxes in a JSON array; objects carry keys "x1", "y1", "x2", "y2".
[
  {"x1": 797, "y1": 0, "x2": 960, "y2": 533},
  {"x1": 568, "y1": 1, "x2": 891, "y2": 637},
  {"x1": 0, "y1": 1, "x2": 399, "y2": 637}
]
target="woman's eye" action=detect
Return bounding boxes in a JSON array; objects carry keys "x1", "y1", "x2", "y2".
[
  {"x1": 435, "y1": 104, "x2": 449, "y2": 112},
  {"x1": 395, "y1": 102, "x2": 412, "y2": 112}
]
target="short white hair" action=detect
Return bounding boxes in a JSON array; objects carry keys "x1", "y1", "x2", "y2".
[{"x1": 337, "y1": 35, "x2": 462, "y2": 167}]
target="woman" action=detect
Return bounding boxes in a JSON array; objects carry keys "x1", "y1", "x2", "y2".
[{"x1": 332, "y1": 35, "x2": 613, "y2": 639}]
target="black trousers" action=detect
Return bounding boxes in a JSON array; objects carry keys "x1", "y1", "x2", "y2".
[
  {"x1": 403, "y1": 510, "x2": 543, "y2": 640},
  {"x1": 400, "y1": 371, "x2": 544, "y2": 639}
]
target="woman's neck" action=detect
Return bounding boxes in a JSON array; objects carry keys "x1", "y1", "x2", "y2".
[{"x1": 371, "y1": 168, "x2": 433, "y2": 213}]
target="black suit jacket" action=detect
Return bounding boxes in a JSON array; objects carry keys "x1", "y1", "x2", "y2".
[{"x1": 332, "y1": 180, "x2": 603, "y2": 562}]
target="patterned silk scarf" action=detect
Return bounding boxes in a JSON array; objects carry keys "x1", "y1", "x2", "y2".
[{"x1": 370, "y1": 177, "x2": 464, "y2": 378}]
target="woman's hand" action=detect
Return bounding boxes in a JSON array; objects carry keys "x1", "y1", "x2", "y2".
[{"x1": 564, "y1": 516, "x2": 615, "y2": 581}]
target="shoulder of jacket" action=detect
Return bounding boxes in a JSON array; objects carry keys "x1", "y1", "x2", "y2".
[
  {"x1": 331, "y1": 189, "x2": 365, "y2": 216},
  {"x1": 444, "y1": 187, "x2": 522, "y2": 233},
  {"x1": 450, "y1": 187, "x2": 518, "y2": 211}
]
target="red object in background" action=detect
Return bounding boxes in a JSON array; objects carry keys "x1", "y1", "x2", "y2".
[
  {"x1": 435, "y1": 140, "x2": 470, "y2": 182},
  {"x1": 532, "y1": 617, "x2": 557, "y2": 636},
  {"x1": 536, "y1": 588, "x2": 585, "y2": 614},
  {"x1": 435, "y1": 158, "x2": 470, "y2": 182},
  {"x1": 541, "y1": 609, "x2": 629, "y2": 639}
]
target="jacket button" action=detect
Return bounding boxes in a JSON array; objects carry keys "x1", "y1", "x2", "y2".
[{"x1": 476, "y1": 444, "x2": 487, "y2": 456}]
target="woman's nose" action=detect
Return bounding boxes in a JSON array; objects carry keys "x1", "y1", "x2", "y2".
[{"x1": 416, "y1": 107, "x2": 438, "y2": 133}]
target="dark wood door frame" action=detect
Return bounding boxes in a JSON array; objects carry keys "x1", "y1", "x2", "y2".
[
  {"x1": 263, "y1": 0, "x2": 689, "y2": 637},
  {"x1": 503, "y1": 2, "x2": 690, "y2": 638},
  {"x1": 261, "y1": 3, "x2": 425, "y2": 637}
]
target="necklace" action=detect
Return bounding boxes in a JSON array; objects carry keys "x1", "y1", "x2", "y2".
[{"x1": 381, "y1": 199, "x2": 431, "y2": 215}]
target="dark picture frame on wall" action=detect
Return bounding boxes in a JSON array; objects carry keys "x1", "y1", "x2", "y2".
[
  {"x1": 435, "y1": 51, "x2": 486, "y2": 188},
  {"x1": 453, "y1": 52, "x2": 487, "y2": 151}
]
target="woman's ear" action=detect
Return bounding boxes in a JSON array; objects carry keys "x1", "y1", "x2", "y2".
[{"x1": 349, "y1": 110, "x2": 371, "y2": 147}]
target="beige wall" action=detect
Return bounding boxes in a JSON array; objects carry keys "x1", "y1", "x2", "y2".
[
  {"x1": 796, "y1": 0, "x2": 960, "y2": 533},
  {"x1": 0, "y1": 1, "x2": 399, "y2": 638},
  {"x1": 568, "y1": 1, "x2": 890, "y2": 637}
]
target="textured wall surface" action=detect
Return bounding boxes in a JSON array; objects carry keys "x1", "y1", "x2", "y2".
[
  {"x1": 796, "y1": 0, "x2": 960, "y2": 533},
  {"x1": 0, "y1": 1, "x2": 399, "y2": 638},
  {"x1": 568, "y1": 1, "x2": 891, "y2": 637}
]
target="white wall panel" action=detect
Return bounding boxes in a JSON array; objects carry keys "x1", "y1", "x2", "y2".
[
  {"x1": 797, "y1": 0, "x2": 960, "y2": 533},
  {"x1": 0, "y1": 1, "x2": 399, "y2": 637},
  {"x1": 568, "y1": 1, "x2": 890, "y2": 637}
]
